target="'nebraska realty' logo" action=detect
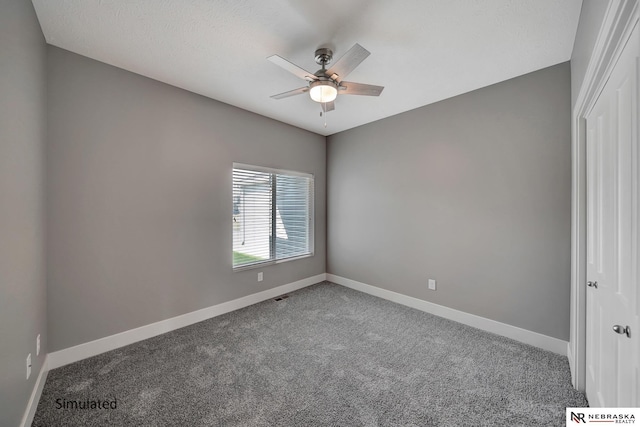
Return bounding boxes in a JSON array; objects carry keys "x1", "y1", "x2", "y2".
[{"x1": 566, "y1": 408, "x2": 638, "y2": 425}]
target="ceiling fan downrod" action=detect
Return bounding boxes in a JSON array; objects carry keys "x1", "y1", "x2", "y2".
[{"x1": 314, "y1": 48, "x2": 333, "y2": 70}]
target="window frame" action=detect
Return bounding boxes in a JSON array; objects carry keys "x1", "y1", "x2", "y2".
[{"x1": 232, "y1": 162, "x2": 314, "y2": 271}]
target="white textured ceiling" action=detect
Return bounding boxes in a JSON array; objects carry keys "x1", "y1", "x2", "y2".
[{"x1": 31, "y1": 0, "x2": 582, "y2": 136}]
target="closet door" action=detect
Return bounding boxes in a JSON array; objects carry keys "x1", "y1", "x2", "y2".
[{"x1": 585, "y1": 23, "x2": 639, "y2": 407}]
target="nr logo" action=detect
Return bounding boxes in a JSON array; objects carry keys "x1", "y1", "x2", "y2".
[{"x1": 571, "y1": 412, "x2": 586, "y2": 423}]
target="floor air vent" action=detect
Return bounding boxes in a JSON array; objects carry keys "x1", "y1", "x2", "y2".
[{"x1": 273, "y1": 295, "x2": 289, "y2": 301}]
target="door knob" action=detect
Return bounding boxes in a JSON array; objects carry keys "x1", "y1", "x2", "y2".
[
  {"x1": 612, "y1": 325, "x2": 631, "y2": 338},
  {"x1": 587, "y1": 281, "x2": 598, "y2": 288}
]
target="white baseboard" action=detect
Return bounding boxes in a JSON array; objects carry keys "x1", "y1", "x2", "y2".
[
  {"x1": 327, "y1": 274, "x2": 568, "y2": 356},
  {"x1": 45, "y1": 272, "x2": 566, "y2": 370},
  {"x1": 20, "y1": 356, "x2": 49, "y2": 427},
  {"x1": 48, "y1": 273, "x2": 326, "y2": 370}
]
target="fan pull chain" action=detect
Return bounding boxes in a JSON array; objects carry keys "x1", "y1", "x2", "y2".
[{"x1": 320, "y1": 111, "x2": 327, "y2": 128}]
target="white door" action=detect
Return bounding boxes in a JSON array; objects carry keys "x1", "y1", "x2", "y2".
[{"x1": 585, "y1": 23, "x2": 639, "y2": 408}]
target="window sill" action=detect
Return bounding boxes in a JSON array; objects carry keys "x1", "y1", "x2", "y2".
[{"x1": 232, "y1": 253, "x2": 313, "y2": 272}]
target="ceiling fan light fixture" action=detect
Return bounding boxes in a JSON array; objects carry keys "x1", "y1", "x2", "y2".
[{"x1": 309, "y1": 80, "x2": 338, "y2": 103}]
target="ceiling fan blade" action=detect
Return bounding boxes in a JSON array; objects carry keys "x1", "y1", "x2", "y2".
[
  {"x1": 267, "y1": 55, "x2": 318, "y2": 82},
  {"x1": 339, "y1": 81, "x2": 384, "y2": 96},
  {"x1": 325, "y1": 43, "x2": 370, "y2": 82},
  {"x1": 271, "y1": 87, "x2": 309, "y2": 99},
  {"x1": 321, "y1": 101, "x2": 335, "y2": 113}
]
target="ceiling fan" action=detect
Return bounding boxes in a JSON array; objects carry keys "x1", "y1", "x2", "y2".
[{"x1": 267, "y1": 43, "x2": 384, "y2": 113}]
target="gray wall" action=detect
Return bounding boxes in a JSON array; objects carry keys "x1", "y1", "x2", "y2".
[
  {"x1": 0, "y1": 0, "x2": 48, "y2": 425},
  {"x1": 327, "y1": 62, "x2": 572, "y2": 340},
  {"x1": 571, "y1": 0, "x2": 609, "y2": 107},
  {"x1": 46, "y1": 47, "x2": 326, "y2": 352}
]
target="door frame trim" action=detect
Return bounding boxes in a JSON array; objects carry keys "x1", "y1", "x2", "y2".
[{"x1": 570, "y1": 0, "x2": 639, "y2": 391}]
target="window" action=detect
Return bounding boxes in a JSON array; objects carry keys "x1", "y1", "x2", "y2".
[{"x1": 232, "y1": 163, "x2": 314, "y2": 269}]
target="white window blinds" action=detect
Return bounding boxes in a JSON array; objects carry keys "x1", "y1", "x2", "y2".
[{"x1": 233, "y1": 164, "x2": 314, "y2": 269}]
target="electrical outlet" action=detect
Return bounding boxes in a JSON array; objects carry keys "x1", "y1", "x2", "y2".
[
  {"x1": 428, "y1": 279, "x2": 437, "y2": 291},
  {"x1": 258, "y1": 272, "x2": 263, "y2": 282},
  {"x1": 36, "y1": 334, "x2": 41, "y2": 356},
  {"x1": 26, "y1": 354, "x2": 31, "y2": 380}
]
